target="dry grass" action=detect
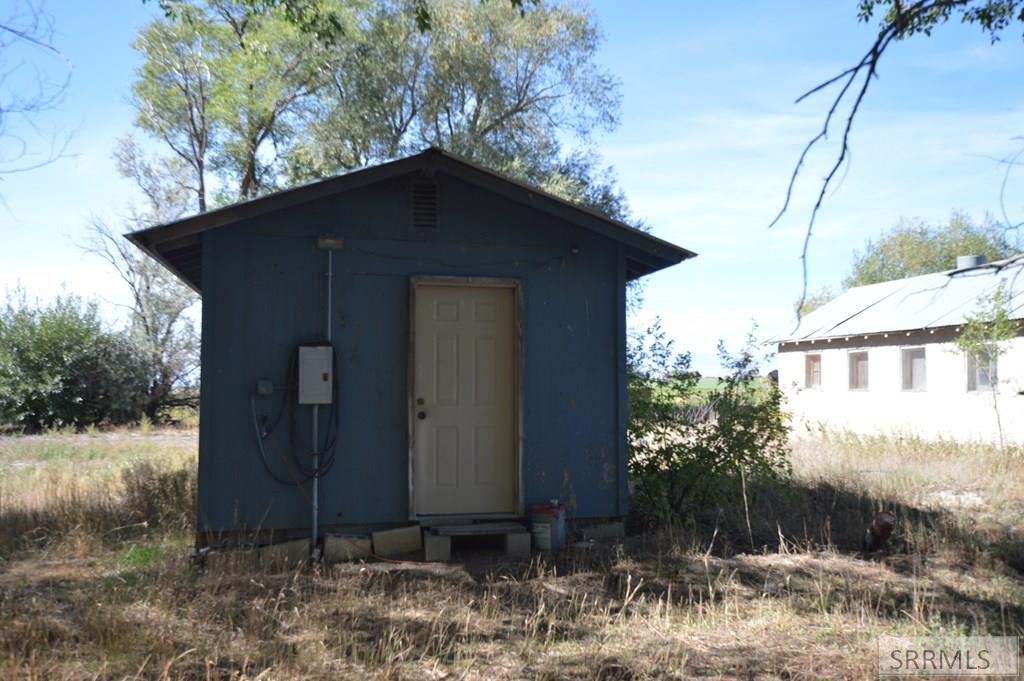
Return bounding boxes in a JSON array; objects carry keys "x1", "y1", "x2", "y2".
[
  {"x1": 0, "y1": 430, "x2": 196, "y2": 557},
  {"x1": 790, "y1": 430, "x2": 1024, "y2": 527},
  {"x1": 0, "y1": 428, "x2": 1022, "y2": 680}
]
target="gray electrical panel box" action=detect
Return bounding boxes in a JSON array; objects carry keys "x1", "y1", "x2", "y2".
[{"x1": 298, "y1": 345, "x2": 333, "y2": 404}]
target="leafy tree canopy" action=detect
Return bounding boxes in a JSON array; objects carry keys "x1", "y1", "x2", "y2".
[
  {"x1": 133, "y1": 0, "x2": 339, "y2": 206},
  {"x1": 287, "y1": 1, "x2": 618, "y2": 180},
  {"x1": 121, "y1": 0, "x2": 644, "y2": 363},
  {"x1": 844, "y1": 211, "x2": 1016, "y2": 287},
  {"x1": 132, "y1": 0, "x2": 630, "y2": 222},
  {"x1": 857, "y1": 0, "x2": 1024, "y2": 41},
  {"x1": 151, "y1": 0, "x2": 540, "y2": 38}
]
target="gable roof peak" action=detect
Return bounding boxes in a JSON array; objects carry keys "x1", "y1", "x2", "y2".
[{"x1": 126, "y1": 148, "x2": 695, "y2": 293}]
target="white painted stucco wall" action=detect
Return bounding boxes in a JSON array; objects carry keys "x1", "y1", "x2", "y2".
[{"x1": 778, "y1": 335, "x2": 1024, "y2": 443}]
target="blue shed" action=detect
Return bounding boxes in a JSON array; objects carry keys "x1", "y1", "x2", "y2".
[{"x1": 127, "y1": 148, "x2": 694, "y2": 545}]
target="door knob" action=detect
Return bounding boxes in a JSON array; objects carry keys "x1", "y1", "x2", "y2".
[{"x1": 417, "y1": 411, "x2": 427, "y2": 420}]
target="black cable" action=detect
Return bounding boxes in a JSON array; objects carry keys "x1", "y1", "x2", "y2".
[
  {"x1": 253, "y1": 341, "x2": 343, "y2": 484},
  {"x1": 287, "y1": 345, "x2": 299, "y2": 444},
  {"x1": 250, "y1": 392, "x2": 316, "y2": 486},
  {"x1": 263, "y1": 348, "x2": 296, "y2": 437},
  {"x1": 253, "y1": 343, "x2": 317, "y2": 484}
]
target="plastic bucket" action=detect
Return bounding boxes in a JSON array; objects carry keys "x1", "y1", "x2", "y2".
[
  {"x1": 528, "y1": 502, "x2": 567, "y2": 550},
  {"x1": 531, "y1": 523, "x2": 552, "y2": 550}
]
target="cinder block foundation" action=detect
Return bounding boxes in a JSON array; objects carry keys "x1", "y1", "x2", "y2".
[
  {"x1": 580, "y1": 521, "x2": 625, "y2": 541},
  {"x1": 504, "y1": 532, "x2": 531, "y2": 559},
  {"x1": 259, "y1": 538, "x2": 309, "y2": 567},
  {"x1": 372, "y1": 525, "x2": 422, "y2": 556},
  {"x1": 424, "y1": 534, "x2": 451, "y2": 562},
  {"x1": 202, "y1": 548, "x2": 257, "y2": 572},
  {"x1": 323, "y1": 535, "x2": 372, "y2": 563}
]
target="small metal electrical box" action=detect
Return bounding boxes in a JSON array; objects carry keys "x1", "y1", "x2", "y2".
[{"x1": 298, "y1": 345, "x2": 333, "y2": 405}]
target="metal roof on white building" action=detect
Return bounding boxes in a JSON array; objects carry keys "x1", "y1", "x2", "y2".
[{"x1": 773, "y1": 255, "x2": 1024, "y2": 343}]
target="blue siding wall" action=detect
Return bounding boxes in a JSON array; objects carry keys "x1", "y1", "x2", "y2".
[{"x1": 198, "y1": 172, "x2": 628, "y2": 532}]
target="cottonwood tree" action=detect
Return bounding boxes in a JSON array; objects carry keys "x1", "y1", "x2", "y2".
[
  {"x1": 133, "y1": 0, "x2": 629, "y2": 220},
  {"x1": 86, "y1": 221, "x2": 200, "y2": 420},
  {"x1": 152, "y1": 0, "x2": 540, "y2": 38},
  {"x1": 284, "y1": 0, "x2": 639, "y2": 295},
  {"x1": 773, "y1": 0, "x2": 1024, "y2": 314},
  {"x1": 121, "y1": 1, "x2": 637, "y2": 408},
  {"x1": 133, "y1": 0, "x2": 341, "y2": 207},
  {"x1": 288, "y1": 0, "x2": 618, "y2": 183},
  {"x1": 129, "y1": 1, "x2": 645, "y2": 306},
  {"x1": 82, "y1": 140, "x2": 200, "y2": 419},
  {"x1": 206, "y1": 2, "x2": 333, "y2": 199},
  {"x1": 131, "y1": 8, "x2": 216, "y2": 211},
  {"x1": 122, "y1": 4, "x2": 664, "y2": 438},
  {"x1": 0, "y1": 1, "x2": 72, "y2": 187}
]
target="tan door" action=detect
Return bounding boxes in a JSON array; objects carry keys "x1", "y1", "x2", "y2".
[{"x1": 413, "y1": 283, "x2": 516, "y2": 515}]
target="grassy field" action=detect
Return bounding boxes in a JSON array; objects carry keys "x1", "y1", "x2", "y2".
[
  {"x1": 0, "y1": 428, "x2": 1022, "y2": 679},
  {"x1": 694, "y1": 377, "x2": 722, "y2": 393}
]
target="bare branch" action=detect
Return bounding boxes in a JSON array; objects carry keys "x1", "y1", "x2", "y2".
[
  {"x1": 771, "y1": 0, "x2": 969, "y2": 328},
  {"x1": 0, "y1": 1, "x2": 74, "y2": 180},
  {"x1": 79, "y1": 204, "x2": 199, "y2": 420},
  {"x1": 999, "y1": 137, "x2": 1024, "y2": 237}
]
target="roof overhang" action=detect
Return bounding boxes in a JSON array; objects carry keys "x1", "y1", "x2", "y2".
[
  {"x1": 126, "y1": 148, "x2": 696, "y2": 294},
  {"x1": 776, "y1": 325, "x2": 962, "y2": 349},
  {"x1": 770, "y1": 258, "x2": 1024, "y2": 347}
]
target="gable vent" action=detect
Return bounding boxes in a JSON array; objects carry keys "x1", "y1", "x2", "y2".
[{"x1": 412, "y1": 180, "x2": 438, "y2": 229}]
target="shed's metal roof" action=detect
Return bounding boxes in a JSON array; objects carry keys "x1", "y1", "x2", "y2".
[
  {"x1": 773, "y1": 255, "x2": 1024, "y2": 343},
  {"x1": 126, "y1": 147, "x2": 695, "y2": 293}
]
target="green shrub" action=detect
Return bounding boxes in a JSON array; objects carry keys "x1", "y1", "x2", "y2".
[
  {"x1": 627, "y1": 322, "x2": 791, "y2": 526},
  {"x1": 0, "y1": 292, "x2": 152, "y2": 431}
]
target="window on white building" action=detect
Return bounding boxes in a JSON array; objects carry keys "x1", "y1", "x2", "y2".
[
  {"x1": 848, "y1": 351, "x2": 869, "y2": 390},
  {"x1": 901, "y1": 347, "x2": 926, "y2": 391},
  {"x1": 804, "y1": 354, "x2": 822, "y2": 389},
  {"x1": 967, "y1": 347, "x2": 998, "y2": 391}
]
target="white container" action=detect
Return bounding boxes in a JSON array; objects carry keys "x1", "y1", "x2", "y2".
[{"x1": 532, "y1": 523, "x2": 552, "y2": 550}]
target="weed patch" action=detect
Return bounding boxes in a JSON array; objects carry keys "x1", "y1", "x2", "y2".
[{"x1": 0, "y1": 428, "x2": 1021, "y2": 679}]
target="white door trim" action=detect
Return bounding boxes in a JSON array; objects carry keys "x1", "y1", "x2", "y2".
[{"x1": 408, "y1": 276, "x2": 523, "y2": 519}]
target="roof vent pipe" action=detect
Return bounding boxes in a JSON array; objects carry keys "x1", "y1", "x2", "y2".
[{"x1": 956, "y1": 255, "x2": 985, "y2": 269}]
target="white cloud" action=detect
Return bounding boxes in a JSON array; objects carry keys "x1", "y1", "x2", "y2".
[{"x1": 608, "y1": 102, "x2": 1024, "y2": 375}]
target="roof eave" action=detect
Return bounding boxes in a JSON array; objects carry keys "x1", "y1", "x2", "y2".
[
  {"x1": 774, "y1": 324, "x2": 968, "y2": 346},
  {"x1": 124, "y1": 229, "x2": 201, "y2": 295},
  {"x1": 126, "y1": 148, "x2": 696, "y2": 291}
]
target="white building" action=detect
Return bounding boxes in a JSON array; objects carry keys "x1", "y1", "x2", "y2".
[{"x1": 774, "y1": 256, "x2": 1024, "y2": 443}]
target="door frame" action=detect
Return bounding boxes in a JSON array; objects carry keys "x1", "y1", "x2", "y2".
[{"x1": 408, "y1": 275, "x2": 524, "y2": 520}]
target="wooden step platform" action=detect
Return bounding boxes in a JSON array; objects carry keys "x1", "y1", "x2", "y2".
[
  {"x1": 431, "y1": 521, "x2": 528, "y2": 536},
  {"x1": 423, "y1": 521, "x2": 531, "y2": 560}
]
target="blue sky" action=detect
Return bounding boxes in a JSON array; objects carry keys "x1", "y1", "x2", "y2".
[{"x1": 1, "y1": 1, "x2": 1022, "y2": 374}]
